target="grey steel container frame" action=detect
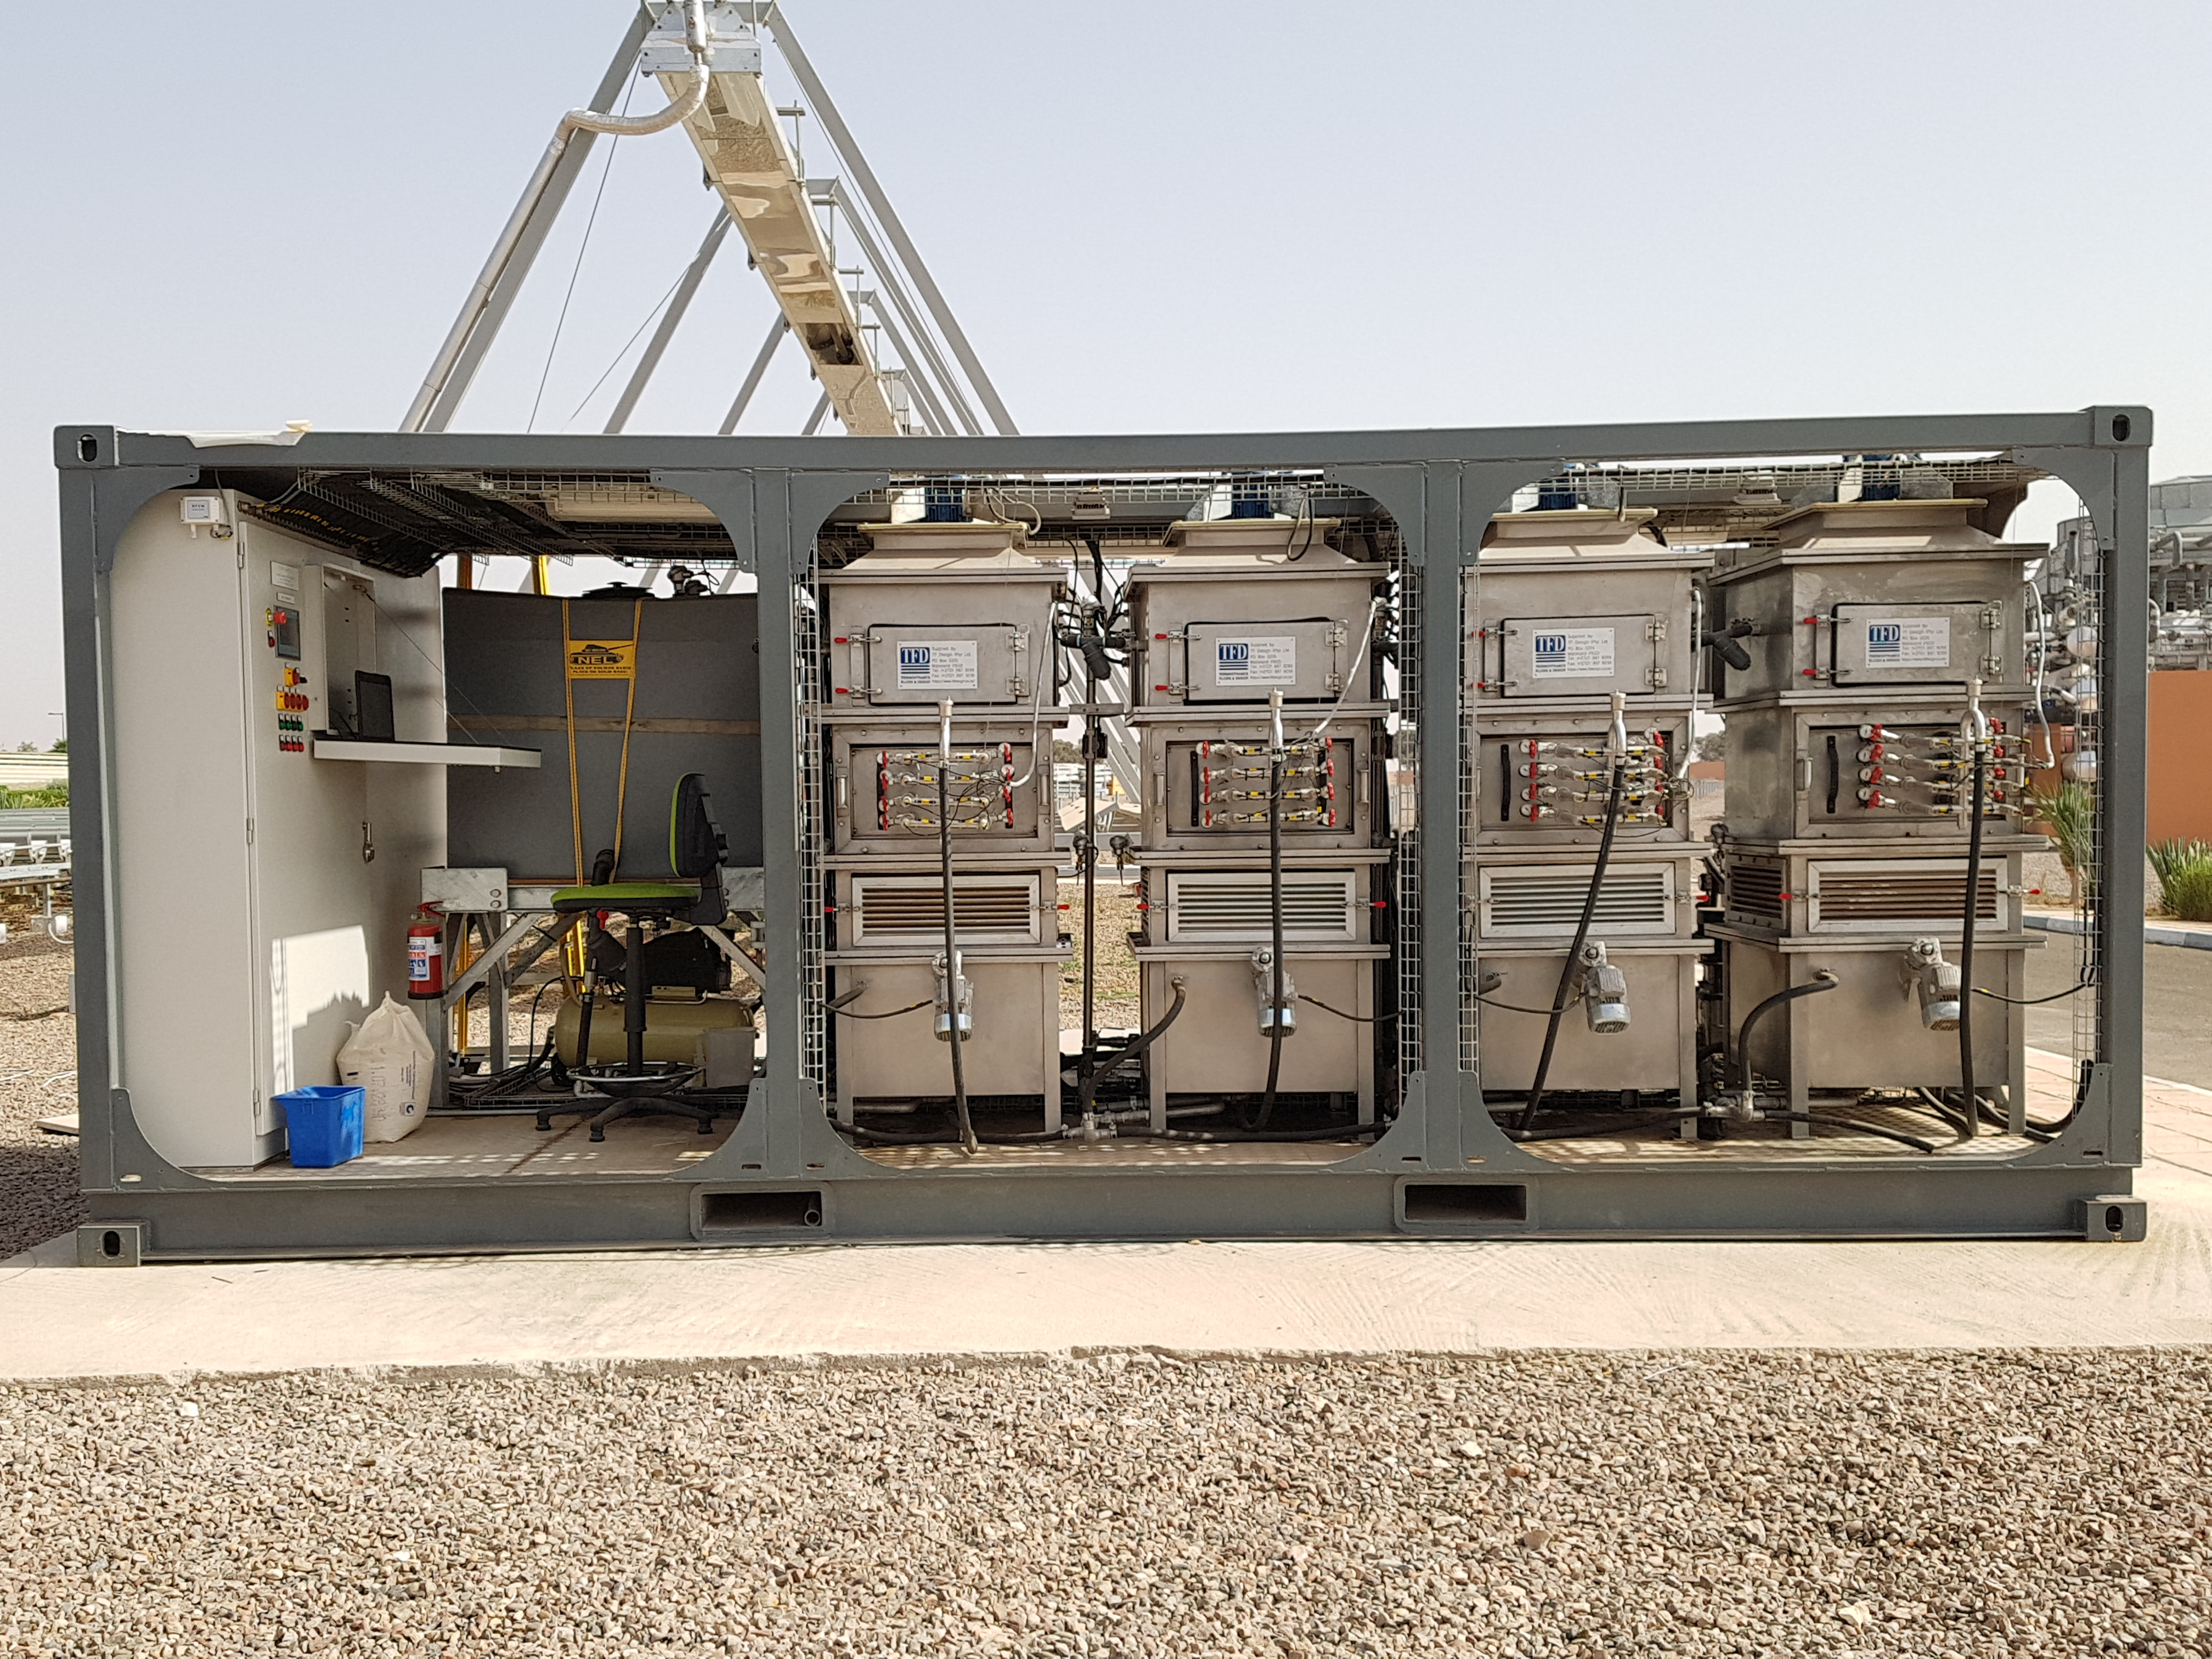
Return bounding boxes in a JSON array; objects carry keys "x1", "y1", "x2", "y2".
[{"x1": 53, "y1": 410, "x2": 2149, "y2": 1256}]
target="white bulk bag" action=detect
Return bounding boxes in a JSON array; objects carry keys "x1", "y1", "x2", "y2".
[{"x1": 336, "y1": 994, "x2": 437, "y2": 1143}]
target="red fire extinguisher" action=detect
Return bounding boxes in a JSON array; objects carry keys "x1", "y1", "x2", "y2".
[{"x1": 407, "y1": 906, "x2": 445, "y2": 1000}]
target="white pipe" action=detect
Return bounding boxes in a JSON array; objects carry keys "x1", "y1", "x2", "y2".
[
  {"x1": 566, "y1": 0, "x2": 710, "y2": 137},
  {"x1": 402, "y1": 3, "x2": 708, "y2": 433}
]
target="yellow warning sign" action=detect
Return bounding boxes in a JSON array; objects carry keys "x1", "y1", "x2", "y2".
[{"x1": 565, "y1": 639, "x2": 636, "y2": 680}]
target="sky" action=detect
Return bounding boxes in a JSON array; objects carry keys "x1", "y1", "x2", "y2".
[{"x1": 3, "y1": 0, "x2": 2209, "y2": 746}]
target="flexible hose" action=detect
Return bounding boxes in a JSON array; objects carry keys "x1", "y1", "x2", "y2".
[
  {"x1": 1957, "y1": 739, "x2": 1987, "y2": 1137},
  {"x1": 1515, "y1": 760, "x2": 1626, "y2": 1133},
  {"x1": 1298, "y1": 994, "x2": 1376, "y2": 1023},
  {"x1": 938, "y1": 732, "x2": 977, "y2": 1155},
  {"x1": 1078, "y1": 977, "x2": 1187, "y2": 1118},
  {"x1": 1245, "y1": 743, "x2": 1289, "y2": 1132},
  {"x1": 1733, "y1": 970, "x2": 1840, "y2": 1102},
  {"x1": 565, "y1": 0, "x2": 710, "y2": 137},
  {"x1": 1080, "y1": 539, "x2": 1104, "y2": 1111},
  {"x1": 833, "y1": 998, "x2": 933, "y2": 1020},
  {"x1": 1508, "y1": 1106, "x2": 1934, "y2": 1154}
]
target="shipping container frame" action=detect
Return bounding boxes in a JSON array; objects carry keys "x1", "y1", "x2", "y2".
[{"x1": 53, "y1": 410, "x2": 2151, "y2": 1259}]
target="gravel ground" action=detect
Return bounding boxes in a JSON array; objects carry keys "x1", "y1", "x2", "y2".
[
  {"x1": 0, "y1": 932, "x2": 78, "y2": 1261},
  {"x1": 1, "y1": 1351, "x2": 2207, "y2": 1659},
  {"x1": 1060, "y1": 878, "x2": 1142, "y2": 1032}
]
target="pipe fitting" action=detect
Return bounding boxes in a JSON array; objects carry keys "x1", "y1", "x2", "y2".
[
  {"x1": 1902, "y1": 936, "x2": 1962, "y2": 1031},
  {"x1": 1250, "y1": 949, "x2": 1297, "y2": 1038},
  {"x1": 931, "y1": 951, "x2": 973, "y2": 1043},
  {"x1": 1577, "y1": 943, "x2": 1630, "y2": 1034},
  {"x1": 565, "y1": 0, "x2": 712, "y2": 139}
]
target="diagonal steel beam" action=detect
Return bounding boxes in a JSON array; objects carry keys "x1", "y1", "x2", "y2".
[
  {"x1": 719, "y1": 315, "x2": 791, "y2": 435},
  {"x1": 822, "y1": 180, "x2": 981, "y2": 435},
  {"x1": 605, "y1": 210, "x2": 733, "y2": 433},
  {"x1": 407, "y1": 6, "x2": 655, "y2": 432},
  {"x1": 862, "y1": 295, "x2": 958, "y2": 438},
  {"x1": 762, "y1": 3, "x2": 1017, "y2": 433}
]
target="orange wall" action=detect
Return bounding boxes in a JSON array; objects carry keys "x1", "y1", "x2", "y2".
[{"x1": 2151, "y1": 672, "x2": 2212, "y2": 843}]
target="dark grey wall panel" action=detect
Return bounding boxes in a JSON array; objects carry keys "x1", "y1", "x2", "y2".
[{"x1": 443, "y1": 591, "x2": 762, "y2": 881}]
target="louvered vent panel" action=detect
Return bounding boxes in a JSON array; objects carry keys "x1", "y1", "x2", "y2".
[
  {"x1": 1166, "y1": 872, "x2": 1359, "y2": 942},
  {"x1": 1810, "y1": 863, "x2": 2000, "y2": 931},
  {"x1": 1727, "y1": 861, "x2": 1786, "y2": 919},
  {"x1": 850, "y1": 878, "x2": 1040, "y2": 944},
  {"x1": 1479, "y1": 866, "x2": 1674, "y2": 937}
]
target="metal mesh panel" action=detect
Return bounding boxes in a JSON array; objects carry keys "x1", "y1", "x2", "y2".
[
  {"x1": 794, "y1": 568, "x2": 828, "y2": 1091},
  {"x1": 2071, "y1": 510, "x2": 2106, "y2": 1073},
  {"x1": 1458, "y1": 547, "x2": 1480, "y2": 1071},
  {"x1": 1394, "y1": 553, "x2": 1423, "y2": 1080}
]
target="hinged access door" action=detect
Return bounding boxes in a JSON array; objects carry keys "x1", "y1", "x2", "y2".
[{"x1": 1496, "y1": 613, "x2": 1664, "y2": 696}]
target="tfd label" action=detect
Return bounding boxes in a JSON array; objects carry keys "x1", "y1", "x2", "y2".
[
  {"x1": 895, "y1": 640, "x2": 978, "y2": 690},
  {"x1": 1863, "y1": 617, "x2": 1949, "y2": 669},
  {"x1": 1214, "y1": 636, "x2": 1297, "y2": 686},
  {"x1": 1530, "y1": 627, "x2": 1616, "y2": 679}
]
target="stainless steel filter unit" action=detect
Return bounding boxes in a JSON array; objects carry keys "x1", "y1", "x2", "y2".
[
  {"x1": 1465, "y1": 510, "x2": 1713, "y2": 1111},
  {"x1": 817, "y1": 522, "x2": 1069, "y2": 1124},
  {"x1": 1126, "y1": 521, "x2": 1391, "y2": 1125},
  {"x1": 1706, "y1": 499, "x2": 2046, "y2": 1132}
]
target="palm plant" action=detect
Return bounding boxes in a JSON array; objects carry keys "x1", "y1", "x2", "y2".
[
  {"x1": 2148, "y1": 839, "x2": 2212, "y2": 923},
  {"x1": 2028, "y1": 780, "x2": 2096, "y2": 907}
]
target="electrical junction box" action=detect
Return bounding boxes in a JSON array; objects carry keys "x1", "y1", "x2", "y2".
[{"x1": 420, "y1": 867, "x2": 507, "y2": 914}]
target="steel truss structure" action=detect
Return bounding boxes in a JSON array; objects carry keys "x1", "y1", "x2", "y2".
[
  {"x1": 402, "y1": 1, "x2": 1013, "y2": 441},
  {"x1": 57, "y1": 409, "x2": 2149, "y2": 1259}
]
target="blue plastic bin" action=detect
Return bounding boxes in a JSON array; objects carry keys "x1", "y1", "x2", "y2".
[{"x1": 279, "y1": 1085, "x2": 365, "y2": 1168}]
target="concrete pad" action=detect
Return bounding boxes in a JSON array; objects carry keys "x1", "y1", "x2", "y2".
[{"x1": 6, "y1": 1065, "x2": 2208, "y2": 1386}]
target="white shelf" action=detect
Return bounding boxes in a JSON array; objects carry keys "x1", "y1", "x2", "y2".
[{"x1": 312, "y1": 740, "x2": 541, "y2": 769}]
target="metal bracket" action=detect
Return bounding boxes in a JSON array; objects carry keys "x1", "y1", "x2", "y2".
[
  {"x1": 2077, "y1": 1194, "x2": 2147, "y2": 1242},
  {"x1": 77, "y1": 1222, "x2": 145, "y2": 1268}
]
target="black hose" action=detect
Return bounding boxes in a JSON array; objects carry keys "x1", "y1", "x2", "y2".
[
  {"x1": 1782, "y1": 1112, "x2": 1939, "y2": 1153},
  {"x1": 1080, "y1": 535, "x2": 1105, "y2": 1113},
  {"x1": 1700, "y1": 624, "x2": 1754, "y2": 672},
  {"x1": 1958, "y1": 736, "x2": 1987, "y2": 1136},
  {"x1": 1507, "y1": 1112, "x2": 1686, "y2": 1143},
  {"x1": 1917, "y1": 1085, "x2": 2058, "y2": 1144},
  {"x1": 1245, "y1": 743, "x2": 1289, "y2": 1132},
  {"x1": 1733, "y1": 970, "x2": 1839, "y2": 1102},
  {"x1": 1298, "y1": 994, "x2": 1376, "y2": 1023},
  {"x1": 1147, "y1": 1120, "x2": 1389, "y2": 1143},
  {"x1": 1079, "y1": 975, "x2": 1187, "y2": 1117},
  {"x1": 572, "y1": 916, "x2": 601, "y2": 1071},
  {"x1": 1477, "y1": 992, "x2": 1585, "y2": 1017},
  {"x1": 938, "y1": 746, "x2": 977, "y2": 1155},
  {"x1": 1508, "y1": 1106, "x2": 1935, "y2": 1153},
  {"x1": 1972, "y1": 978, "x2": 2095, "y2": 1006},
  {"x1": 839, "y1": 1112, "x2": 1390, "y2": 1148},
  {"x1": 1515, "y1": 760, "x2": 1626, "y2": 1133}
]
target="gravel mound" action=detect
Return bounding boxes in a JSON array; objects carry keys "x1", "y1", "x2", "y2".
[
  {"x1": 0, "y1": 934, "x2": 79, "y2": 1261},
  {"x1": 2, "y1": 1350, "x2": 2206, "y2": 1657}
]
